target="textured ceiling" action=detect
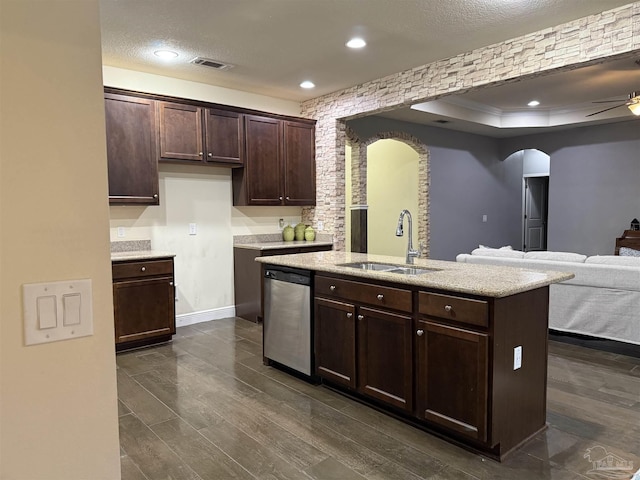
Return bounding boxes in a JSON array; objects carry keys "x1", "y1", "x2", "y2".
[{"x1": 99, "y1": 0, "x2": 636, "y2": 103}]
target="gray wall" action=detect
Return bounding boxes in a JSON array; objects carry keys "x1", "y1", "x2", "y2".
[
  {"x1": 501, "y1": 120, "x2": 640, "y2": 256},
  {"x1": 347, "y1": 117, "x2": 522, "y2": 260}
]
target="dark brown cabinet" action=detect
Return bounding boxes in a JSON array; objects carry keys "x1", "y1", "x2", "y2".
[
  {"x1": 314, "y1": 275, "x2": 414, "y2": 412},
  {"x1": 157, "y1": 101, "x2": 244, "y2": 166},
  {"x1": 104, "y1": 92, "x2": 159, "y2": 205},
  {"x1": 112, "y1": 258, "x2": 175, "y2": 350},
  {"x1": 233, "y1": 115, "x2": 316, "y2": 206},
  {"x1": 234, "y1": 243, "x2": 332, "y2": 323},
  {"x1": 416, "y1": 319, "x2": 488, "y2": 442}
]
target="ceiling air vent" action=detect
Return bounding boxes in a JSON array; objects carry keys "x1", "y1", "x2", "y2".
[
  {"x1": 434, "y1": 119, "x2": 450, "y2": 124},
  {"x1": 190, "y1": 57, "x2": 233, "y2": 70}
]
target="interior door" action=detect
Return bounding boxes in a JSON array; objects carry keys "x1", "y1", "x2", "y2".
[{"x1": 524, "y1": 176, "x2": 548, "y2": 251}]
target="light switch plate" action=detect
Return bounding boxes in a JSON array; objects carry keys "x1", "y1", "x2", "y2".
[
  {"x1": 23, "y1": 279, "x2": 93, "y2": 346},
  {"x1": 514, "y1": 345, "x2": 522, "y2": 370},
  {"x1": 189, "y1": 223, "x2": 197, "y2": 235}
]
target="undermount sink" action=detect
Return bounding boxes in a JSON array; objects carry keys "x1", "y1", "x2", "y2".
[{"x1": 337, "y1": 262, "x2": 439, "y2": 276}]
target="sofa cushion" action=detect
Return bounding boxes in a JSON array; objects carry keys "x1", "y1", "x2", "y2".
[
  {"x1": 471, "y1": 247, "x2": 524, "y2": 259},
  {"x1": 524, "y1": 251, "x2": 587, "y2": 263},
  {"x1": 619, "y1": 246, "x2": 640, "y2": 257},
  {"x1": 586, "y1": 255, "x2": 640, "y2": 266}
]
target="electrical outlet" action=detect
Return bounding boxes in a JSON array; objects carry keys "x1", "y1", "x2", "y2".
[
  {"x1": 482, "y1": 215, "x2": 487, "y2": 223},
  {"x1": 117, "y1": 227, "x2": 125, "y2": 238},
  {"x1": 513, "y1": 346, "x2": 522, "y2": 370},
  {"x1": 317, "y1": 220, "x2": 324, "y2": 231},
  {"x1": 189, "y1": 223, "x2": 197, "y2": 235},
  {"x1": 278, "y1": 218, "x2": 285, "y2": 229}
]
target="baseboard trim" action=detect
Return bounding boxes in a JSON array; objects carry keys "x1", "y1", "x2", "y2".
[
  {"x1": 176, "y1": 306, "x2": 237, "y2": 327},
  {"x1": 549, "y1": 329, "x2": 640, "y2": 358}
]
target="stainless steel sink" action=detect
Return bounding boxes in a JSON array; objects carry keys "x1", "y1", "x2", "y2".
[{"x1": 337, "y1": 262, "x2": 439, "y2": 276}]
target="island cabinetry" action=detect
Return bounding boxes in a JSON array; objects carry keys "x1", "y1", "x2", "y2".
[
  {"x1": 157, "y1": 101, "x2": 244, "y2": 166},
  {"x1": 233, "y1": 115, "x2": 316, "y2": 206},
  {"x1": 112, "y1": 258, "x2": 175, "y2": 350},
  {"x1": 314, "y1": 275, "x2": 413, "y2": 412},
  {"x1": 104, "y1": 92, "x2": 159, "y2": 205}
]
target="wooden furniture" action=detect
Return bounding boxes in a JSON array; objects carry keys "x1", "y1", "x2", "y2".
[
  {"x1": 313, "y1": 272, "x2": 550, "y2": 461},
  {"x1": 157, "y1": 101, "x2": 244, "y2": 166},
  {"x1": 104, "y1": 87, "x2": 317, "y2": 206},
  {"x1": 232, "y1": 115, "x2": 316, "y2": 206},
  {"x1": 112, "y1": 257, "x2": 175, "y2": 350},
  {"x1": 233, "y1": 243, "x2": 332, "y2": 323},
  {"x1": 615, "y1": 229, "x2": 640, "y2": 254},
  {"x1": 104, "y1": 92, "x2": 159, "y2": 205}
]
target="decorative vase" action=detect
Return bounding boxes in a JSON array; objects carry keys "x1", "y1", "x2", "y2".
[
  {"x1": 282, "y1": 225, "x2": 295, "y2": 241},
  {"x1": 294, "y1": 222, "x2": 306, "y2": 241},
  {"x1": 304, "y1": 226, "x2": 316, "y2": 241}
]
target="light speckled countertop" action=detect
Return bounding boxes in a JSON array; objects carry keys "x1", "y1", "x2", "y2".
[
  {"x1": 256, "y1": 251, "x2": 574, "y2": 298},
  {"x1": 234, "y1": 240, "x2": 333, "y2": 250},
  {"x1": 111, "y1": 251, "x2": 176, "y2": 262}
]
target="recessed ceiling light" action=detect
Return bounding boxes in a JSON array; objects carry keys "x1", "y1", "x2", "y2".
[
  {"x1": 527, "y1": 100, "x2": 540, "y2": 107},
  {"x1": 346, "y1": 38, "x2": 366, "y2": 49},
  {"x1": 300, "y1": 81, "x2": 315, "y2": 89},
  {"x1": 154, "y1": 50, "x2": 179, "y2": 59}
]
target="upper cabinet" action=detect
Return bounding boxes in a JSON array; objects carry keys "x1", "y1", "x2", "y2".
[
  {"x1": 157, "y1": 102, "x2": 244, "y2": 166},
  {"x1": 233, "y1": 115, "x2": 316, "y2": 206},
  {"x1": 104, "y1": 92, "x2": 159, "y2": 205}
]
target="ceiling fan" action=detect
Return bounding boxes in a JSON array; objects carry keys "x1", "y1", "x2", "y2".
[{"x1": 587, "y1": 91, "x2": 640, "y2": 117}]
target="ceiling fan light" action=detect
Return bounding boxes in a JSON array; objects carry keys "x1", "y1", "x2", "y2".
[{"x1": 628, "y1": 102, "x2": 640, "y2": 116}]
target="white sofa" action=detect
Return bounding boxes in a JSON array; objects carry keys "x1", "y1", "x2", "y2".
[{"x1": 456, "y1": 248, "x2": 640, "y2": 346}]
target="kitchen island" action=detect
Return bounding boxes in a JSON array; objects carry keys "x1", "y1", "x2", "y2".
[{"x1": 256, "y1": 251, "x2": 573, "y2": 461}]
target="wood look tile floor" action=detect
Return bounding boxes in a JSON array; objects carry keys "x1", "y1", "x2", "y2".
[{"x1": 117, "y1": 318, "x2": 640, "y2": 480}]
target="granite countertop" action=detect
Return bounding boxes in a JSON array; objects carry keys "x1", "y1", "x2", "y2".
[
  {"x1": 111, "y1": 250, "x2": 176, "y2": 262},
  {"x1": 234, "y1": 240, "x2": 334, "y2": 250},
  {"x1": 256, "y1": 251, "x2": 574, "y2": 298}
]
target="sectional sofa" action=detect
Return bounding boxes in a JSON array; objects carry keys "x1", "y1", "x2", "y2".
[{"x1": 456, "y1": 247, "x2": 640, "y2": 348}]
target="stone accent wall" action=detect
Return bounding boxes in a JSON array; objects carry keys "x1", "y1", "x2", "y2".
[{"x1": 301, "y1": 3, "x2": 640, "y2": 251}]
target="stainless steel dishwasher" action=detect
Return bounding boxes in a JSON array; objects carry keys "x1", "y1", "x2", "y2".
[{"x1": 263, "y1": 265, "x2": 312, "y2": 376}]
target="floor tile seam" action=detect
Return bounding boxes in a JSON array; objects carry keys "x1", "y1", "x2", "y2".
[
  {"x1": 549, "y1": 354, "x2": 639, "y2": 374},
  {"x1": 544, "y1": 420, "x2": 639, "y2": 459},
  {"x1": 547, "y1": 394, "x2": 640, "y2": 426},
  {"x1": 150, "y1": 418, "x2": 259, "y2": 480},
  {"x1": 121, "y1": 454, "x2": 152, "y2": 480},
  {"x1": 119, "y1": 373, "x2": 186, "y2": 427},
  {"x1": 547, "y1": 379, "x2": 638, "y2": 408}
]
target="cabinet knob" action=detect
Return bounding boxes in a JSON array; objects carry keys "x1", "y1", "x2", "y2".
[
  {"x1": 330, "y1": 285, "x2": 336, "y2": 291},
  {"x1": 357, "y1": 314, "x2": 364, "y2": 321},
  {"x1": 169, "y1": 281, "x2": 174, "y2": 286},
  {"x1": 208, "y1": 153, "x2": 213, "y2": 157},
  {"x1": 444, "y1": 305, "x2": 453, "y2": 312},
  {"x1": 279, "y1": 196, "x2": 283, "y2": 201},
  {"x1": 141, "y1": 266, "x2": 146, "y2": 272},
  {"x1": 153, "y1": 194, "x2": 158, "y2": 199},
  {"x1": 346, "y1": 312, "x2": 353, "y2": 318},
  {"x1": 417, "y1": 329, "x2": 424, "y2": 336},
  {"x1": 199, "y1": 152, "x2": 203, "y2": 156},
  {"x1": 377, "y1": 294, "x2": 384, "y2": 301},
  {"x1": 286, "y1": 196, "x2": 290, "y2": 200}
]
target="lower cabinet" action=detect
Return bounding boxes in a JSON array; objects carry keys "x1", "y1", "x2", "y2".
[
  {"x1": 312, "y1": 273, "x2": 550, "y2": 460},
  {"x1": 415, "y1": 319, "x2": 489, "y2": 442},
  {"x1": 314, "y1": 275, "x2": 414, "y2": 413},
  {"x1": 112, "y1": 258, "x2": 176, "y2": 350}
]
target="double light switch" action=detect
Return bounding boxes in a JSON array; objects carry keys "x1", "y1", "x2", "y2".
[{"x1": 23, "y1": 279, "x2": 93, "y2": 346}]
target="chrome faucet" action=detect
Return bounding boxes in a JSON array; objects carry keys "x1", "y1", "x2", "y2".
[{"x1": 395, "y1": 209, "x2": 420, "y2": 264}]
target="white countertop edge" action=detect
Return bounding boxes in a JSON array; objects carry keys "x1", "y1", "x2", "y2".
[{"x1": 111, "y1": 251, "x2": 176, "y2": 262}]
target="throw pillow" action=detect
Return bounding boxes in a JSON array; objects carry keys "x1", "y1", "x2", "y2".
[
  {"x1": 471, "y1": 248, "x2": 524, "y2": 259},
  {"x1": 619, "y1": 247, "x2": 640, "y2": 257}
]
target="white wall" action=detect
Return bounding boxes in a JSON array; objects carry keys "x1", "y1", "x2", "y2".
[
  {"x1": 105, "y1": 68, "x2": 305, "y2": 323},
  {"x1": 1, "y1": 1, "x2": 121, "y2": 478},
  {"x1": 367, "y1": 140, "x2": 419, "y2": 257}
]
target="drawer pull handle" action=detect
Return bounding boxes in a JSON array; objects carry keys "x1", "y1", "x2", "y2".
[
  {"x1": 330, "y1": 285, "x2": 336, "y2": 291},
  {"x1": 357, "y1": 314, "x2": 364, "y2": 321},
  {"x1": 417, "y1": 329, "x2": 424, "y2": 336},
  {"x1": 444, "y1": 305, "x2": 453, "y2": 312},
  {"x1": 141, "y1": 266, "x2": 146, "y2": 272},
  {"x1": 346, "y1": 312, "x2": 353, "y2": 318},
  {"x1": 377, "y1": 294, "x2": 384, "y2": 301}
]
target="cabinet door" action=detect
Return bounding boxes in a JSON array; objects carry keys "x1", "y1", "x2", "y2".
[
  {"x1": 244, "y1": 115, "x2": 282, "y2": 205},
  {"x1": 282, "y1": 121, "x2": 316, "y2": 205},
  {"x1": 157, "y1": 102, "x2": 204, "y2": 162},
  {"x1": 357, "y1": 307, "x2": 413, "y2": 412},
  {"x1": 416, "y1": 319, "x2": 489, "y2": 442},
  {"x1": 204, "y1": 108, "x2": 244, "y2": 165},
  {"x1": 314, "y1": 297, "x2": 356, "y2": 388},
  {"x1": 104, "y1": 93, "x2": 159, "y2": 205},
  {"x1": 113, "y1": 276, "x2": 175, "y2": 345}
]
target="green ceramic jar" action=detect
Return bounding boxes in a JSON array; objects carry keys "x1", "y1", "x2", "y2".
[
  {"x1": 294, "y1": 222, "x2": 306, "y2": 241},
  {"x1": 282, "y1": 225, "x2": 295, "y2": 241},
  {"x1": 304, "y1": 226, "x2": 316, "y2": 241}
]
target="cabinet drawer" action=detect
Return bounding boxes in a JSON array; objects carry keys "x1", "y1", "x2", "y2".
[
  {"x1": 316, "y1": 276, "x2": 412, "y2": 313},
  {"x1": 112, "y1": 259, "x2": 173, "y2": 280},
  {"x1": 418, "y1": 292, "x2": 488, "y2": 327}
]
